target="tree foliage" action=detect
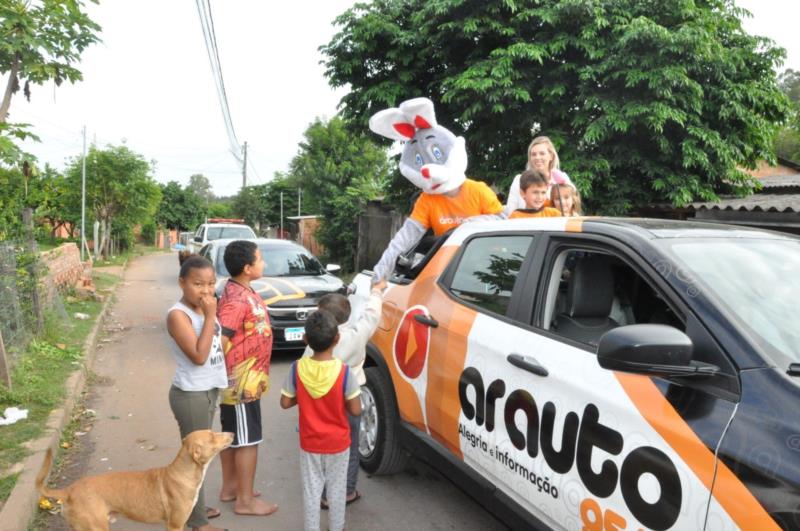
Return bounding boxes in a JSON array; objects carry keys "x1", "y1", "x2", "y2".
[
  {"x1": 231, "y1": 173, "x2": 302, "y2": 231},
  {"x1": 64, "y1": 145, "x2": 161, "y2": 256},
  {"x1": 186, "y1": 173, "x2": 215, "y2": 204},
  {"x1": 776, "y1": 69, "x2": 800, "y2": 163},
  {"x1": 322, "y1": 0, "x2": 789, "y2": 213},
  {"x1": 155, "y1": 181, "x2": 204, "y2": 231},
  {"x1": 0, "y1": 0, "x2": 100, "y2": 166},
  {"x1": 0, "y1": 163, "x2": 74, "y2": 240},
  {"x1": 287, "y1": 117, "x2": 391, "y2": 270}
]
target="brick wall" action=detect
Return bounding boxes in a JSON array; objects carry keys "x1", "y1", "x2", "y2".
[{"x1": 39, "y1": 243, "x2": 90, "y2": 304}]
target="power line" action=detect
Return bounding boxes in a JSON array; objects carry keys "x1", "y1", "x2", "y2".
[{"x1": 195, "y1": 0, "x2": 242, "y2": 163}]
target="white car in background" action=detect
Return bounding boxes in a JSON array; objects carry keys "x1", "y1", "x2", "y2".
[{"x1": 187, "y1": 220, "x2": 256, "y2": 253}]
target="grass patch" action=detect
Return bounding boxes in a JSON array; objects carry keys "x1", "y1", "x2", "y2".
[
  {"x1": 0, "y1": 269, "x2": 121, "y2": 503},
  {"x1": 0, "y1": 472, "x2": 20, "y2": 502},
  {"x1": 92, "y1": 243, "x2": 166, "y2": 267}
]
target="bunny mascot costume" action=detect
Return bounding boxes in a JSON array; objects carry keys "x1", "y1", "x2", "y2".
[{"x1": 369, "y1": 97, "x2": 504, "y2": 281}]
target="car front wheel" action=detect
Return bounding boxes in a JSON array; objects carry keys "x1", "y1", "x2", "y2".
[{"x1": 359, "y1": 366, "x2": 408, "y2": 474}]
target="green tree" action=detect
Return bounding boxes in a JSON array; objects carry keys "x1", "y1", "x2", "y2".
[
  {"x1": 35, "y1": 164, "x2": 80, "y2": 239},
  {"x1": 0, "y1": 0, "x2": 100, "y2": 166},
  {"x1": 287, "y1": 117, "x2": 391, "y2": 270},
  {"x1": 64, "y1": 144, "x2": 161, "y2": 257},
  {"x1": 231, "y1": 173, "x2": 302, "y2": 231},
  {"x1": 155, "y1": 181, "x2": 204, "y2": 231},
  {"x1": 322, "y1": 0, "x2": 789, "y2": 214},
  {"x1": 776, "y1": 69, "x2": 800, "y2": 163},
  {"x1": 186, "y1": 173, "x2": 214, "y2": 204},
  {"x1": 208, "y1": 198, "x2": 233, "y2": 219}
]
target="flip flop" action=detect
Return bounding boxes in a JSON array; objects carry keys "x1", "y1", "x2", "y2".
[
  {"x1": 206, "y1": 507, "x2": 221, "y2": 519},
  {"x1": 346, "y1": 490, "x2": 362, "y2": 505},
  {"x1": 321, "y1": 491, "x2": 361, "y2": 510}
]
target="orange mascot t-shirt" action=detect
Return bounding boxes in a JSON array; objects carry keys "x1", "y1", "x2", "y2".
[
  {"x1": 409, "y1": 179, "x2": 503, "y2": 236},
  {"x1": 509, "y1": 207, "x2": 562, "y2": 219}
]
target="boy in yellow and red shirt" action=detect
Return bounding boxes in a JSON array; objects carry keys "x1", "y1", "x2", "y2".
[
  {"x1": 281, "y1": 310, "x2": 362, "y2": 531},
  {"x1": 216, "y1": 240, "x2": 278, "y2": 517},
  {"x1": 509, "y1": 169, "x2": 563, "y2": 219}
]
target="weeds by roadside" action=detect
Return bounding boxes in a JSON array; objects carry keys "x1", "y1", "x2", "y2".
[
  {"x1": 92, "y1": 243, "x2": 167, "y2": 268},
  {"x1": 0, "y1": 270, "x2": 121, "y2": 504}
]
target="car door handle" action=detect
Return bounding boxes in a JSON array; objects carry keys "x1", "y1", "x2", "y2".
[
  {"x1": 507, "y1": 353, "x2": 549, "y2": 377},
  {"x1": 414, "y1": 314, "x2": 439, "y2": 328}
]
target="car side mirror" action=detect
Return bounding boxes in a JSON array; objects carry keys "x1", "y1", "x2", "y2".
[
  {"x1": 194, "y1": 236, "x2": 202, "y2": 243},
  {"x1": 597, "y1": 324, "x2": 719, "y2": 378},
  {"x1": 326, "y1": 264, "x2": 341, "y2": 273}
]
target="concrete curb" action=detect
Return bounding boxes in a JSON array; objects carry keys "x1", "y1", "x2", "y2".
[{"x1": 0, "y1": 263, "x2": 126, "y2": 531}]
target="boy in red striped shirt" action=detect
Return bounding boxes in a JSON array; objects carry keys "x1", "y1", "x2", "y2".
[{"x1": 280, "y1": 310, "x2": 362, "y2": 531}]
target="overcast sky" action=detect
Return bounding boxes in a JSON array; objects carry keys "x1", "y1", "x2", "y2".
[{"x1": 9, "y1": 0, "x2": 800, "y2": 197}]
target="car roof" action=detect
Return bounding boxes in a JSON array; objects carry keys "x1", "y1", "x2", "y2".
[
  {"x1": 203, "y1": 223, "x2": 253, "y2": 228},
  {"x1": 207, "y1": 237, "x2": 300, "y2": 246},
  {"x1": 446, "y1": 217, "x2": 798, "y2": 244}
]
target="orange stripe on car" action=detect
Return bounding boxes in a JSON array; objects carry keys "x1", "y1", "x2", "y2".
[
  {"x1": 615, "y1": 372, "x2": 779, "y2": 530},
  {"x1": 566, "y1": 218, "x2": 583, "y2": 232}
]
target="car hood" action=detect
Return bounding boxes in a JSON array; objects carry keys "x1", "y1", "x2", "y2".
[{"x1": 216, "y1": 274, "x2": 343, "y2": 307}]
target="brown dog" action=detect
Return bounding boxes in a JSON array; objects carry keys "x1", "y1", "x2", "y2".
[{"x1": 36, "y1": 429, "x2": 233, "y2": 531}]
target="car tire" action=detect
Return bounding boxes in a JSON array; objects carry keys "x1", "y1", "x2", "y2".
[{"x1": 359, "y1": 366, "x2": 409, "y2": 475}]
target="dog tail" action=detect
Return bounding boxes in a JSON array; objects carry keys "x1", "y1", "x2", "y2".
[{"x1": 36, "y1": 449, "x2": 67, "y2": 500}]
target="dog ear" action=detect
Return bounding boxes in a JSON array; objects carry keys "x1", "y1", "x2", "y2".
[{"x1": 191, "y1": 444, "x2": 204, "y2": 464}]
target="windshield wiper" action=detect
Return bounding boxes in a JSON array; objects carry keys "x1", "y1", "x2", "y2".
[{"x1": 788, "y1": 363, "x2": 800, "y2": 377}]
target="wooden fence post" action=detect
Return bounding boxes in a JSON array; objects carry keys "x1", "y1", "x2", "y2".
[
  {"x1": 22, "y1": 208, "x2": 44, "y2": 335},
  {"x1": 0, "y1": 330, "x2": 10, "y2": 390}
]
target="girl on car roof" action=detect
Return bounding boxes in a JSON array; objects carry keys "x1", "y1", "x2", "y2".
[{"x1": 505, "y1": 136, "x2": 576, "y2": 216}]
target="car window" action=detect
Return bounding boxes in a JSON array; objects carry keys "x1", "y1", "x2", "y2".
[
  {"x1": 447, "y1": 235, "x2": 533, "y2": 316},
  {"x1": 206, "y1": 226, "x2": 255, "y2": 241},
  {"x1": 543, "y1": 249, "x2": 682, "y2": 347},
  {"x1": 214, "y1": 243, "x2": 325, "y2": 277},
  {"x1": 664, "y1": 238, "x2": 800, "y2": 368}
]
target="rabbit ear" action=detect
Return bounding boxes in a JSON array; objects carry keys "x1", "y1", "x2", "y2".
[
  {"x1": 399, "y1": 98, "x2": 437, "y2": 129},
  {"x1": 369, "y1": 108, "x2": 415, "y2": 141}
]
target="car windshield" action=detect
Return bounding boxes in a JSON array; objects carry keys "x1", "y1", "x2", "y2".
[
  {"x1": 207, "y1": 226, "x2": 254, "y2": 240},
  {"x1": 216, "y1": 243, "x2": 325, "y2": 277},
  {"x1": 663, "y1": 238, "x2": 800, "y2": 368}
]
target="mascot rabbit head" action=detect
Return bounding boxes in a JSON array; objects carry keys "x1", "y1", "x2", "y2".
[{"x1": 369, "y1": 97, "x2": 467, "y2": 194}]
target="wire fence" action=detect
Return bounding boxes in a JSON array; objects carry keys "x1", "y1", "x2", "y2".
[
  {"x1": 0, "y1": 241, "x2": 35, "y2": 359},
  {"x1": 0, "y1": 238, "x2": 66, "y2": 371}
]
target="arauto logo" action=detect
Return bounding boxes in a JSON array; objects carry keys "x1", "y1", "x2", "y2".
[{"x1": 392, "y1": 306, "x2": 431, "y2": 379}]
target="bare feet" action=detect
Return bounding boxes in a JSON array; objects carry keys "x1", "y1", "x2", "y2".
[
  {"x1": 220, "y1": 489, "x2": 261, "y2": 502},
  {"x1": 234, "y1": 497, "x2": 279, "y2": 516}
]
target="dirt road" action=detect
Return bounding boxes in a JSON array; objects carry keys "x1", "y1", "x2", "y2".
[{"x1": 40, "y1": 251, "x2": 505, "y2": 530}]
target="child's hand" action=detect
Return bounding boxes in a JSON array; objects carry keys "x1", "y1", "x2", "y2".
[
  {"x1": 372, "y1": 279, "x2": 387, "y2": 293},
  {"x1": 199, "y1": 294, "x2": 217, "y2": 317}
]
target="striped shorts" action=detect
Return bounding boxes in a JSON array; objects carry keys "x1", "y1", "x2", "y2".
[{"x1": 220, "y1": 399, "x2": 262, "y2": 448}]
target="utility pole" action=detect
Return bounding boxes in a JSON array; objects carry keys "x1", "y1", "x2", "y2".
[
  {"x1": 297, "y1": 188, "x2": 301, "y2": 216},
  {"x1": 81, "y1": 126, "x2": 87, "y2": 261},
  {"x1": 280, "y1": 191, "x2": 284, "y2": 239},
  {"x1": 242, "y1": 141, "x2": 248, "y2": 188}
]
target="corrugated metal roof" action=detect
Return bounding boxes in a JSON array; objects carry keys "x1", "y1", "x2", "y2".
[
  {"x1": 691, "y1": 193, "x2": 800, "y2": 212},
  {"x1": 757, "y1": 173, "x2": 800, "y2": 189}
]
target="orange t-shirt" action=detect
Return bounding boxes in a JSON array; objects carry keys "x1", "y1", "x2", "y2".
[
  {"x1": 509, "y1": 207, "x2": 562, "y2": 219},
  {"x1": 409, "y1": 179, "x2": 503, "y2": 236}
]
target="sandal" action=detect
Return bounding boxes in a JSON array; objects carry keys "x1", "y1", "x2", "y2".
[
  {"x1": 321, "y1": 491, "x2": 361, "y2": 510},
  {"x1": 206, "y1": 506, "x2": 221, "y2": 519}
]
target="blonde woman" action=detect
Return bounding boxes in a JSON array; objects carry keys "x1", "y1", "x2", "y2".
[{"x1": 505, "y1": 136, "x2": 574, "y2": 215}]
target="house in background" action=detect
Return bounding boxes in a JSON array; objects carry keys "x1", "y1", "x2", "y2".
[
  {"x1": 689, "y1": 157, "x2": 800, "y2": 235},
  {"x1": 638, "y1": 157, "x2": 800, "y2": 235}
]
